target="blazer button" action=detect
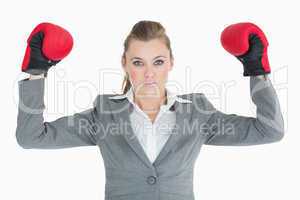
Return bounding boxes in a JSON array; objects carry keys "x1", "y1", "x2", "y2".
[{"x1": 147, "y1": 176, "x2": 157, "y2": 185}]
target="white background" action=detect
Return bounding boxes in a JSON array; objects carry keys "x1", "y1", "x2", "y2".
[{"x1": 1, "y1": 0, "x2": 299, "y2": 199}]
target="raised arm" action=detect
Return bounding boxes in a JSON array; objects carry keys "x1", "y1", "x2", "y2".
[
  {"x1": 16, "y1": 77, "x2": 100, "y2": 149},
  {"x1": 202, "y1": 75, "x2": 284, "y2": 146},
  {"x1": 200, "y1": 22, "x2": 284, "y2": 145},
  {"x1": 15, "y1": 22, "x2": 100, "y2": 149}
]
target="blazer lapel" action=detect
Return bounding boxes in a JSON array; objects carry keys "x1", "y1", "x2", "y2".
[
  {"x1": 153, "y1": 100, "x2": 193, "y2": 166},
  {"x1": 108, "y1": 98, "x2": 154, "y2": 169}
]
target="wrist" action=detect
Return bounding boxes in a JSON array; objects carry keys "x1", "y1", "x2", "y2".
[{"x1": 242, "y1": 61, "x2": 268, "y2": 77}]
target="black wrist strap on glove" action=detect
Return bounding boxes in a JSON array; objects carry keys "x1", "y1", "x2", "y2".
[{"x1": 236, "y1": 34, "x2": 270, "y2": 76}]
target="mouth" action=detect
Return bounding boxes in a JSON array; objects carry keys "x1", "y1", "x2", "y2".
[{"x1": 144, "y1": 81, "x2": 157, "y2": 86}]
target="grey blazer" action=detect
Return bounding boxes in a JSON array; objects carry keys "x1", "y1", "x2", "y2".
[{"x1": 16, "y1": 75, "x2": 284, "y2": 200}]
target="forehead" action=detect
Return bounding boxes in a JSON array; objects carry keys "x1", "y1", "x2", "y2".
[{"x1": 126, "y1": 39, "x2": 169, "y2": 59}]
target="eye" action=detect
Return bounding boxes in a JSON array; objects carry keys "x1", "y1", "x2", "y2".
[
  {"x1": 154, "y1": 59, "x2": 164, "y2": 65},
  {"x1": 132, "y1": 61, "x2": 143, "y2": 66}
]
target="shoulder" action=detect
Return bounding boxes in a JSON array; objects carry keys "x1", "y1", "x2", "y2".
[
  {"x1": 179, "y1": 92, "x2": 216, "y2": 112},
  {"x1": 92, "y1": 93, "x2": 119, "y2": 112},
  {"x1": 177, "y1": 92, "x2": 207, "y2": 103},
  {"x1": 93, "y1": 93, "x2": 116, "y2": 102},
  {"x1": 177, "y1": 92, "x2": 204, "y2": 99}
]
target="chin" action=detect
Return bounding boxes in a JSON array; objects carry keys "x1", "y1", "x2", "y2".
[
  {"x1": 144, "y1": 85, "x2": 164, "y2": 95},
  {"x1": 134, "y1": 83, "x2": 162, "y2": 94}
]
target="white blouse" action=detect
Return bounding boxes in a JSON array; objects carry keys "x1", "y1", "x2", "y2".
[{"x1": 108, "y1": 87, "x2": 192, "y2": 163}]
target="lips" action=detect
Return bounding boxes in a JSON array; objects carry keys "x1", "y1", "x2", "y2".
[{"x1": 144, "y1": 81, "x2": 157, "y2": 86}]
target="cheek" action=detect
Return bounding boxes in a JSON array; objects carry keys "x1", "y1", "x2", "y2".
[
  {"x1": 129, "y1": 69, "x2": 144, "y2": 83},
  {"x1": 157, "y1": 68, "x2": 169, "y2": 80},
  {"x1": 130, "y1": 70, "x2": 138, "y2": 80}
]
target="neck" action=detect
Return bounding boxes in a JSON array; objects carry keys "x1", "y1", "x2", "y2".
[{"x1": 133, "y1": 89, "x2": 167, "y2": 114}]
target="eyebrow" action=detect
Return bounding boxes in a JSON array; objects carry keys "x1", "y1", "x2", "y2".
[{"x1": 130, "y1": 56, "x2": 166, "y2": 61}]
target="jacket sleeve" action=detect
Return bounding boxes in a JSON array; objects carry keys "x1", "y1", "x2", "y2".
[
  {"x1": 201, "y1": 75, "x2": 285, "y2": 146},
  {"x1": 15, "y1": 78, "x2": 100, "y2": 149}
]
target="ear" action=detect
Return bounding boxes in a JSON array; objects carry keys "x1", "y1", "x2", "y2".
[
  {"x1": 121, "y1": 56, "x2": 127, "y2": 72},
  {"x1": 121, "y1": 56, "x2": 125, "y2": 67},
  {"x1": 169, "y1": 57, "x2": 174, "y2": 71}
]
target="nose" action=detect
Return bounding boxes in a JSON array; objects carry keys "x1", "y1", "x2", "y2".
[{"x1": 145, "y1": 66, "x2": 155, "y2": 79}]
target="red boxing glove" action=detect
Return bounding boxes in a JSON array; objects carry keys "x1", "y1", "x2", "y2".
[
  {"x1": 21, "y1": 22, "x2": 73, "y2": 75},
  {"x1": 220, "y1": 22, "x2": 271, "y2": 76}
]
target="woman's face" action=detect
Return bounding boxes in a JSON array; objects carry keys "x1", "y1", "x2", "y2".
[{"x1": 122, "y1": 38, "x2": 173, "y2": 97}]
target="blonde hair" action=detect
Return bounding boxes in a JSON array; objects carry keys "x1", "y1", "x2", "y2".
[{"x1": 121, "y1": 20, "x2": 173, "y2": 94}]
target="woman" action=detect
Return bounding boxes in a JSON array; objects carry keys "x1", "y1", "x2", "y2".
[{"x1": 16, "y1": 20, "x2": 284, "y2": 200}]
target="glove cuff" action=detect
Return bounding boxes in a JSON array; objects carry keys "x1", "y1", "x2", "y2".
[
  {"x1": 22, "y1": 56, "x2": 59, "y2": 75},
  {"x1": 242, "y1": 59, "x2": 271, "y2": 76}
]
